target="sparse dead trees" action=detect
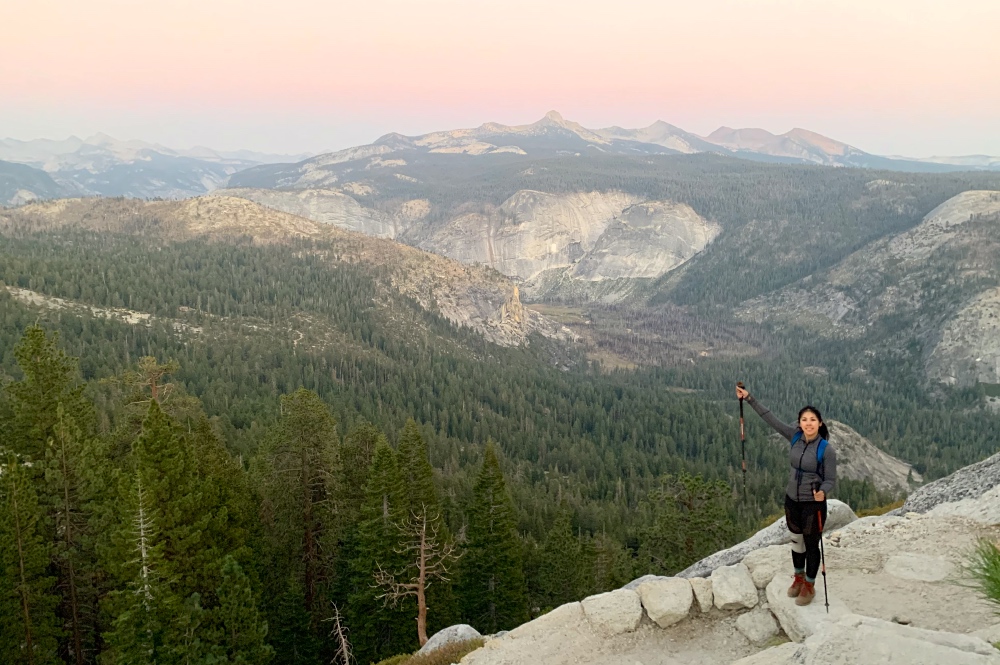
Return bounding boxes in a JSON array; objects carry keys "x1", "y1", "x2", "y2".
[{"x1": 374, "y1": 507, "x2": 460, "y2": 646}]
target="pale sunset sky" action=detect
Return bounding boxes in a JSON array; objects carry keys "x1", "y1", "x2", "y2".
[{"x1": 1, "y1": 0, "x2": 998, "y2": 156}]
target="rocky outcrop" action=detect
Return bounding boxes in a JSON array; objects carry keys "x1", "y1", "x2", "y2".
[
  {"x1": 927, "y1": 286, "x2": 1000, "y2": 386},
  {"x1": 895, "y1": 449, "x2": 1000, "y2": 516},
  {"x1": 734, "y1": 614, "x2": 1000, "y2": 665},
  {"x1": 212, "y1": 187, "x2": 401, "y2": 238},
  {"x1": 457, "y1": 448, "x2": 1000, "y2": 665},
  {"x1": 739, "y1": 190, "x2": 1000, "y2": 385},
  {"x1": 569, "y1": 201, "x2": 721, "y2": 281}
]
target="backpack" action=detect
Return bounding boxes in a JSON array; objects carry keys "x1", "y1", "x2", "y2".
[{"x1": 791, "y1": 432, "x2": 828, "y2": 479}]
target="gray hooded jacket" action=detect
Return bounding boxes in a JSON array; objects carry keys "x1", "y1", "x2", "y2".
[{"x1": 746, "y1": 395, "x2": 837, "y2": 502}]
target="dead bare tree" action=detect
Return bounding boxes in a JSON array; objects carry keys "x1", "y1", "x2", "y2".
[
  {"x1": 373, "y1": 506, "x2": 460, "y2": 646},
  {"x1": 324, "y1": 602, "x2": 353, "y2": 665}
]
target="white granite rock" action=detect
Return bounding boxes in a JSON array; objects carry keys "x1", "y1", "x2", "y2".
[
  {"x1": 736, "y1": 607, "x2": 780, "y2": 645},
  {"x1": 800, "y1": 614, "x2": 1000, "y2": 664},
  {"x1": 884, "y1": 553, "x2": 955, "y2": 582},
  {"x1": 637, "y1": 578, "x2": 693, "y2": 628},
  {"x1": 689, "y1": 576, "x2": 714, "y2": 613},
  {"x1": 581, "y1": 589, "x2": 643, "y2": 636},
  {"x1": 742, "y1": 544, "x2": 788, "y2": 589},
  {"x1": 711, "y1": 563, "x2": 758, "y2": 610},
  {"x1": 416, "y1": 624, "x2": 482, "y2": 656},
  {"x1": 765, "y1": 573, "x2": 850, "y2": 642}
]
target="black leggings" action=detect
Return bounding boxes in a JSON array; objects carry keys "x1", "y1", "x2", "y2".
[
  {"x1": 784, "y1": 495, "x2": 827, "y2": 581},
  {"x1": 790, "y1": 533, "x2": 821, "y2": 579}
]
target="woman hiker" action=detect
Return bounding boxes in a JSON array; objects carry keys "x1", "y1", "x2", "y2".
[{"x1": 735, "y1": 384, "x2": 837, "y2": 606}]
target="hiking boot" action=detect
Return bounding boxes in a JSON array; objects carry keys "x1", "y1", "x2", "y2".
[
  {"x1": 787, "y1": 573, "x2": 805, "y2": 598},
  {"x1": 795, "y1": 581, "x2": 816, "y2": 606}
]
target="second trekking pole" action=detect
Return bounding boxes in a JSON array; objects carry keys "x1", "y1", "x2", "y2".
[
  {"x1": 818, "y1": 510, "x2": 829, "y2": 613},
  {"x1": 737, "y1": 381, "x2": 747, "y2": 501}
]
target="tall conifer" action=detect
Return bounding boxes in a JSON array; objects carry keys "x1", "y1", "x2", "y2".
[
  {"x1": 347, "y1": 440, "x2": 412, "y2": 663},
  {"x1": 458, "y1": 442, "x2": 528, "y2": 633},
  {"x1": 0, "y1": 455, "x2": 61, "y2": 665},
  {"x1": 211, "y1": 556, "x2": 273, "y2": 665}
]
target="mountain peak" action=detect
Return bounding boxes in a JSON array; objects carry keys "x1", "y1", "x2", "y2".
[{"x1": 543, "y1": 110, "x2": 565, "y2": 123}]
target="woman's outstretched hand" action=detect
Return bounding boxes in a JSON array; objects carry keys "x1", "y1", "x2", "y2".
[{"x1": 736, "y1": 384, "x2": 750, "y2": 400}]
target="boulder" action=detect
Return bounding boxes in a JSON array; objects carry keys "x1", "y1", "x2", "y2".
[
  {"x1": 636, "y1": 578, "x2": 693, "y2": 628},
  {"x1": 505, "y1": 601, "x2": 586, "y2": 641},
  {"x1": 883, "y1": 552, "x2": 955, "y2": 582},
  {"x1": 765, "y1": 574, "x2": 850, "y2": 642},
  {"x1": 796, "y1": 614, "x2": 1000, "y2": 664},
  {"x1": 742, "y1": 544, "x2": 788, "y2": 588},
  {"x1": 415, "y1": 624, "x2": 482, "y2": 656},
  {"x1": 689, "y1": 577, "x2": 714, "y2": 613},
  {"x1": 679, "y1": 500, "x2": 857, "y2": 578},
  {"x1": 736, "y1": 606, "x2": 780, "y2": 645},
  {"x1": 711, "y1": 563, "x2": 758, "y2": 610},
  {"x1": 580, "y1": 589, "x2": 643, "y2": 636}
]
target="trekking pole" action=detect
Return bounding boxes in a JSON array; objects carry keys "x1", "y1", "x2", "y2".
[
  {"x1": 736, "y1": 381, "x2": 747, "y2": 501},
  {"x1": 817, "y1": 510, "x2": 829, "y2": 614}
]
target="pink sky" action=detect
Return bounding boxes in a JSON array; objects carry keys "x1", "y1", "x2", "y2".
[{"x1": 2, "y1": 0, "x2": 998, "y2": 155}]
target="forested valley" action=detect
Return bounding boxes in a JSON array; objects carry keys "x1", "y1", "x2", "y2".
[{"x1": 3, "y1": 200, "x2": 1000, "y2": 663}]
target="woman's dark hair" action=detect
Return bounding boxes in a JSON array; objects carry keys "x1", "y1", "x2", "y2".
[{"x1": 798, "y1": 405, "x2": 829, "y2": 441}]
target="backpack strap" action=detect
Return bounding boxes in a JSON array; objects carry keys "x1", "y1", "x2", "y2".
[{"x1": 790, "y1": 433, "x2": 828, "y2": 480}]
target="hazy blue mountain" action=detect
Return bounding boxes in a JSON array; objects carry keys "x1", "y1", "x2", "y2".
[{"x1": 0, "y1": 159, "x2": 74, "y2": 206}]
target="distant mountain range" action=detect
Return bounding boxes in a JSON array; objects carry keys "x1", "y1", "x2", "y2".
[
  {"x1": 4, "y1": 112, "x2": 999, "y2": 206},
  {"x1": 0, "y1": 134, "x2": 311, "y2": 204},
  {"x1": 230, "y1": 111, "x2": 1000, "y2": 192}
]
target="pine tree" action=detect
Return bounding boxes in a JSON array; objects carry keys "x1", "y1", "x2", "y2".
[
  {"x1": 266, "y1": 389, "x2": 339, "y2": 615},
  {"x1": 589, "y1": 532, "x2": 635, "y2": 594},
  {"x1": 4, "y1": 325, "x2": 90, "y2": 463},
  {"x1": 396, "y1": 419, "x2": 436, "y2": 516},
  {"x1": 347, "y1": 439, "x2": 412, "y2": 663},
  {"x1": 211, "y1": 556, "x2": 273, "y2": 665},
  {"x1": 268, "y1": 578, "x2": 318, "y2": 665},
  {"x1": 171, "y1": 593, "x2": 211, "y2": 665},
  {"x1": 43, "y1": 407, "x2": 98, "y2": 665},
  {"x1": 637, "y1": 473, "x2": 739, "y2": 575},
  {"x1": 458, "y1": 442, "x2": 528, "y2": 633},
  {"x1": 536, "y1": 509, "x2": 585, "y2": 611},
  {"x1": 0, "y1": 455, "x2": 62, "y2": 665},
  {"x1": 130, "y1": 400, "x2": 213, "y2": 602},
  {"x1": 102, "y1": 474, "x2": 173, "y2": 665}
]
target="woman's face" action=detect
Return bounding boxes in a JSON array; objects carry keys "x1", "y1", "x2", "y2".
[{"x1": 799, "y1": 410, "x2": 821, "y2": 440}]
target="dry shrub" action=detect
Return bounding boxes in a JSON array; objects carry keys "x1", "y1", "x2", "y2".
[{"x1": 856, "y1": 498, "x2": 905, "y2": 517}]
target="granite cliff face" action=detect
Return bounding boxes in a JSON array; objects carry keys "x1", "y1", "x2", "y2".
[
  {"x1": 222, "y1": 187, "x2": 721, "y2": 297},
  {"x1": 739, "y1": 190, "x2": 1000, "y2": 385}
]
